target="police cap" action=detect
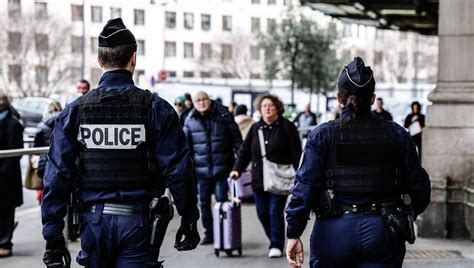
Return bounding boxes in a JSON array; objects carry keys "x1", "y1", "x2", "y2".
[
  {"x1": 99, "y1": 18, "x2": 136, "y2": 48},
  {"x1": 338, "y1": 57, "x2": 375, "y2": 96}
]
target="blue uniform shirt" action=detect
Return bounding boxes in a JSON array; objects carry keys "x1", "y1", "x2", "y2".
[
  {"x1": 285, "y1": 108, "x2": 431, "y2": 239},
  {"x1": 42, "y1": 70, "x2": 199, "y2": 238}
]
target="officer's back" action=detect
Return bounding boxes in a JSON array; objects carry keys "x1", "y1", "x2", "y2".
[{"x1": 41, "y1": 18, "x2": 200, "y2": 268}]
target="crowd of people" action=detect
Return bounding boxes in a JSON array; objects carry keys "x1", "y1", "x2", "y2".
[{"x1": 0, "y1": 18, "x2": 430, "y2": 268}]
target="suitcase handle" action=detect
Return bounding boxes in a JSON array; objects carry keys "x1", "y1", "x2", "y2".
[{"x1": 230, "y1": 179, "x2": 241, "y2": 206}]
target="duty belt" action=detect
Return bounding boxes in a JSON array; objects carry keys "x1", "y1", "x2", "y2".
[
  {"x1": 340, "y1": 202, "x2": 399, "y2": 214},
  {"x1": 86, "y1": 203, "x2": 139, "y2": 216}
]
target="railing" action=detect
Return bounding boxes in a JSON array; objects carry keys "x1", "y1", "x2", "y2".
[{"x1": 0, "y1": 125, "x2": 318, "y2": 158}]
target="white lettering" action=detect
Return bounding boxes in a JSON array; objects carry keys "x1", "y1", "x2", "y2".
[{"x1": 78, "y1": 124, "x2": 146, "y2": 149}]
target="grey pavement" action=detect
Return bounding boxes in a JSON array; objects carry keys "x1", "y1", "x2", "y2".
[{"x1": 1, "y1": 201, "x2": 474, "y2": 268}]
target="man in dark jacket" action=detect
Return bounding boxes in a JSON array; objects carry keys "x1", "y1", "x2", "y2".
[
  {"x1": 0, "y1": 93, "x2": 24, "y2": 258},
  {"x1": 183, "y1": 91, "x2": 243, "y2": 245},
  {"x1": 372, "y1": 97, "x2": 393, "y2": 121}
]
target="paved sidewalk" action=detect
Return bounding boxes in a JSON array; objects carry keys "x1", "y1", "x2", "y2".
[{"x1": 1, "y1": 204, "x2": 473, "y2": 268}]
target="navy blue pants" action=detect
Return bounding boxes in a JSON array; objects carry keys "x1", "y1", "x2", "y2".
[
  {"x1": 77, "y1": 205, "x2": 160, "y2": 267},
  {"x1": 197, "y1": 177, "x2": 228, "y2": 237},
  {"x1": 254, "y1": 190, "x2": 287, "y2": 251},
  {"x1": 310, "y1": 212, "x2": 406, "y2": 268}
]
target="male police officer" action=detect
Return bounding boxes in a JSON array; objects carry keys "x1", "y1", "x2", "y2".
[
  {"x1": 285, "y1": 57, "x2": 431, "y2": 267},
  {"x1": 41, "y1": 18, "x2": 200, "y2": 267}
]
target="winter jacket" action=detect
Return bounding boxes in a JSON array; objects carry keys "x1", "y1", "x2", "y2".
[
  {"x1": 233, "y1": 116, "x2": 302, "y2": 191},
  {"x1": 0, "y1": 110, "x2": 24, "y2": 208},
  {"x1": 183, "y1": 101, "x2": 243, "y2": 179},
  {"x1": 234, "y1": 114, "x2": 254, "y2": 139},
  {"x1": 33, "y1": 112, "x2": 60, "y2": 178}
]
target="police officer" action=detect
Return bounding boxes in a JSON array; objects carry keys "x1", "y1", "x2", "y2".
[
  {"x1": 41, "y1": 18, "x2": 200, "y2": 267},
  {"x1": 285, "y1": 57, "x2": 431, "y2": 268}
]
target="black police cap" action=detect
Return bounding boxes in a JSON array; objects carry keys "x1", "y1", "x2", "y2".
[
  {"x1": 98, "y1": 18, "x2": 136, "y2": 48},
  {"x1": 338, "y1": 57, "x2": 375, "y2": 96}
]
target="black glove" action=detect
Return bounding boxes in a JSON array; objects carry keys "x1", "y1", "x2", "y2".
[
  {"x1": 43, "y1": 236, "x2": 71, "y2": 268},
  {"x1": 174, "y1": 221, "x2": 200, "y2": 251}
]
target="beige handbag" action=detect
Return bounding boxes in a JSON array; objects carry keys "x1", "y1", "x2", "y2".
[
  {"x1": 24, "y1": 155, "x2": 43, "y2": 190},
  {"x1": 258, "y1": 128, "x2": 295, "y2": 195}
]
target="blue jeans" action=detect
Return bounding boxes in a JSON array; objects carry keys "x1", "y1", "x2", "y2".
[
  {"x1": 77, "y1": 204, "x2": 160, "y2": 267},
  {"x1": 310, "y1": 212, "x2": 406, "y2": 268},
  {"x1": 254, "y1": 190, "x2": 287, "y2": 250},
  {"x1": 197, "y1": 177, "x2": 229, "y2": 237}
]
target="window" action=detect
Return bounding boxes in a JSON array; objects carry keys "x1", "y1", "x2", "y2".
[
  {"x1": 222, "y1": 15, "x2": 232, "y2": 31},
  {"x1": 264, "y1": 47, "x2": 276, "y2": 61},
  {"x1": 134, "y1": 9, "x2": 145, "y2": 25},
  {"x1": 71, "y1": 5, "x2": 83, "y2": 21},
  {"x1": 36, "y1": 65, "x2": 48, "y2": 86},
  {"x1": 90, "y1": 68, "x2": 102, "y2": 87},
  {"x1": 184, "y1": 42, "x2": 194, "y2": 58},
  {"x1": 90, "y1": 6, "x2": 102, "y2": 23},
  {"x1": 165, "y1": 12, "x2": 176, "y2": 29},
  {"x1": 110, "y1": 7, "x2": 121, "y2": 19},
  {"x1": 221, "y1": 44, "x2": 232, "y2": 60},
  {"x1": 201, "y1": 14, "x2": 211, "y2": 31},
  {"x1": 268, "y1": 0, "x2": 276, "y2": 5},
  {"x1": 168, "y1": 71, "x2": 177, "y2": 78},
  {"x1": 35, "y1": 1, "x2": 47, "y2": 19},
  {"x1": 250, "y1": 46, "x2": 260, "y2": 60},
  {"x1": 250, "y1": 73, "x2": 261, "y2": 79},
  {"x1": 9, "y1": 65, "x2": 22, "y2": 85},
  {"x1": 164, "y1": 41, "x2": 176, "y2": 57},
  {"x1": 137, "y1": 40, "x2": 145, "y2": 56},
  {"x1": 90, "y1": 37, "x2": 98, "y2": 53},
  {"x1": 135, "y1": 70, "x2": 145, "y2": 85},
  {"x1": 35, "y1": 34, "x2": 48, "y2": 52},
  {"x1": 252, "y1": 0, "x2": 260, "y2": 4},
  {"x1": 267, "y1": 18, "x2": 276, "y2": 32},
  {"x1": 71, "y1": 36, "x2": 83, "y2": 53},
  {"x1": 8, "y1": 0, "x2": 21, "y2": 18},
  {"x1": 200, "y1": 72, "x2": 211, "y2": 78},
  {"x1": 201, "y1": 43, "x2": 212, "y2": 59},
  {"x1": 184, "y1": 13, "x2": 194, "y2": 30},
  {"x1": 8, "y1": 32, "x2": 22, "y2": 52},
  {"x1": 183, "y1": 71, "x2": 194, "y2": 78},
  {"x1": 221, "y1": 72, "x2": 232, "y2": 78},
  {"x1": 251, "y1": 17, "x2": 260, "y2": 33}
]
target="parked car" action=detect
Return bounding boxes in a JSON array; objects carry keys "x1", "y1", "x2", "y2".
[{"x1": 11, "y1": 97, "x2": 53, "y2": 128}]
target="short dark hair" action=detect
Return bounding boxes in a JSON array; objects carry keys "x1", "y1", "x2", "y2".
[
  {"x1": 98, "y1": 44, "x2": 137, "y2": 69},
  {"x1": 377, "y1": 97, "x2": 383, "y2": 102},
  {"x1": 256, "y1": 94, "x2": 285, "y2": 115},
  {"x1": 235, "y1": 104, "x2": 248, "y2": 116},
  {"x1": 79, "y1": 79, "x2": 90, "y2": 90}
]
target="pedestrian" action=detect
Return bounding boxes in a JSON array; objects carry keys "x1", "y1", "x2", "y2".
[
  {"x1": 67, "y1": 79, "x2": 90, "y2": 105},
  {"x1": 285, "y1": 57, "x2": 431, "y2": 268},
  {"x1": 0, "y1": 93, "x2": 24, "y2": 258},
  {"x1": 293, "y1": 103, "x2": 317, "y2": 138},
  {"x1": 372, "y1": 97, "x2": 393, "y2": 121},
  {"x1": 41, "y1": 18, "x2": 200, "y2": 267},
  {"x1": 230, "y1": 94, "x2": 302, "y2": 258},
  {"x1": 404, "y1": 101, "x2": 425, "y2": 158},
  {"x1": 33, "y1": 101, "x2": 62, "y2": 203},
  {"x1": 228, "y1": 101, "x2": 237, "y2": 114},
  {"x1": 183, "y1": 91, "x2": 243, "y2": 245},
  {"x1": 174, "y1": 96, "x2": 190, "y2": 127},
  {"x1": 184, "y1": 93, "x2": 194, "y2": 110},
  {"x1": 234, "y1": 104, "x2": 254, "y2": 139}
]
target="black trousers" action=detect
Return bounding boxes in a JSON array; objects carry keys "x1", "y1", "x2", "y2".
[{"x1": 0, "y1": 206, "x2": 15, "y2": 249}]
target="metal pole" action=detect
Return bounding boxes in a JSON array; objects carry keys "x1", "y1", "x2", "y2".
[
  {"x1": 0, "y1": 147, "x2": 49, "y2": 158},
  {"x1": 81, "y1": 0, "x2": 86, "y2": 79}
]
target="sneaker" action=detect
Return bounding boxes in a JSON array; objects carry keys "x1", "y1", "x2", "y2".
[
  {"x1": 268, "y1": 248, "x2": 282, "y2": 258},
  {"x1": 200, "y1": 235, "x2": 213, "y2": 245}
]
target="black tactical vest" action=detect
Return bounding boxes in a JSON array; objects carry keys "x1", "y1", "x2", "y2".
[
  {"x1": 76, "y1": 88, "x2": 156, "y2": 190},
  {"x1": 325, "y1": 114, "x2": 400, "y2": 195}
]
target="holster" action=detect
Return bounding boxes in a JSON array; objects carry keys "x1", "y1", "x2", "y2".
[
  {"x1": 313, "y1": 189, "x2": 341, "y2": 219},
  {"x1": 380, "y1": 206, "x2": 415, "y2": 244},
  {"x1": 149, "y1": 196, "x2": 174, "y2": 250}
]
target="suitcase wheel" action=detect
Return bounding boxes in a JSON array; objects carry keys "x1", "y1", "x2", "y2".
[
  {"x1": 238, "y1": 247, "x2": 242, "y2": 256},
  {"x1": 214, "y1": 249, "x2": 220, "y2": 257},
  {"x1": 225, "y1": 250, "x2": 233, "y2": 257}
]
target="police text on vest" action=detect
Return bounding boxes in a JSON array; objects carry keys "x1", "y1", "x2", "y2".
[{"x1": 79, "y1": 124, "x2": 145, "y2": 149}]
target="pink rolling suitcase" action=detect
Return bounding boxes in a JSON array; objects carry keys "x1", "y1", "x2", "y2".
[
  {"x1": 213, "y1": 180, "x2": 242, "y2": 257},
  {"x1": 227, "y1": 171, "x2": 253, "y2": 199}
]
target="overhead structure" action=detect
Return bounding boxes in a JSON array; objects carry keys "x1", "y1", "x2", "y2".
[{"x1": 302, "y1": 0, "x2": 439, "y2": 35}]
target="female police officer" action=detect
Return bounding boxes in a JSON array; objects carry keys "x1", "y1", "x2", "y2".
[{"x1": 285, "y1": 57, "x2": 430, "y2": 268}]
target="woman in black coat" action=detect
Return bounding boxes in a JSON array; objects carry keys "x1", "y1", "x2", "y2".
[
  {"x1": 0, "y1": 94, "x2": 24, "y2": 257},
  {"x1": 404, "y1": 101, "x2": 425, "y2": 158},
  {"x1": 231, "y1": 94, "x2": 302, "y2": 258}
]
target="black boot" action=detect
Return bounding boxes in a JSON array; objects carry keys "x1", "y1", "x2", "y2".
[{"x1": 200, "y1": 235, "x2": 213, "y2": 245}]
